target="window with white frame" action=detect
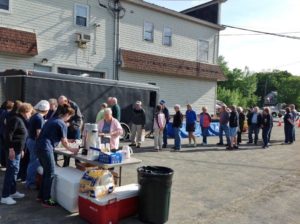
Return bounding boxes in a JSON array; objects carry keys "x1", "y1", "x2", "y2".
[
  {"x1": 198, "y1": 40, "x2": 209, "y2": 62},
  {"x1": 34, "y1": 64, "x2": 52, "y2": 72},
  {"x1": 74, "y1": 4, "x2": 89, "y2": 27},
  {"x1": 0, "y1": 0, "x2": 10, "y2": 12},
  {"x1": 58, "y1": 67, "x2": 105, "y2": 79},
  {"x1": 144, "y1": 22, "x2": 154, "y2": 42},
  {"x1": 163, "y1": 27, "x2": 172, "y2": 46}
]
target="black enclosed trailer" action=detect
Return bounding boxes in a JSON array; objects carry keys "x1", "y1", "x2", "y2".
[{"x1": 0, "y1": 70, "x2": 159, "y2": 138}]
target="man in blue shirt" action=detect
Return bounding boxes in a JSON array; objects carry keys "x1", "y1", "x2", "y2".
[{"x1": 185, "y1": 104, "x2": 197, "y2": 147}]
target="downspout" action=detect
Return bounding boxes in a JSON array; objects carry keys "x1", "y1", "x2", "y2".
[{"x1": 115, "y1": 1, "x2": 120, "y2": 80}]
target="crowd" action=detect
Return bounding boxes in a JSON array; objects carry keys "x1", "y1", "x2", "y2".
[{"x1": 0, "y1": 95, "x2": 298, "y2": 208}]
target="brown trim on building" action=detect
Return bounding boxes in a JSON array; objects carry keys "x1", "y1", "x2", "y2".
[
  {"x1": 120, "y1": 49, "x2": 226, "y2": 81},
  {"x1": 0, "y1": 27, "x2": 38, "y2": 56}
]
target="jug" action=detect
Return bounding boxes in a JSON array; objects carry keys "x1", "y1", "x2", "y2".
[
  {"x1": 84, "y1": 123, "x2": 99, "y2": 151},
  {"x1": 122, "y1": 145, "x2": 133, "y2": 159}
]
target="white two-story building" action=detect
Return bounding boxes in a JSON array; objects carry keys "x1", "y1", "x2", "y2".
[{"x1": 0, "y1": 0, "x2": 225, "y2": 113}]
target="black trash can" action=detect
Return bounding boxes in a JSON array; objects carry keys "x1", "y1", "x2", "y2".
[{"x1": 137, "y1": 166, "x2": 174, "y2": 224}]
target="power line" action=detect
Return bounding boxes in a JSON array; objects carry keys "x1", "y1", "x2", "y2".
[
  {"x1": 220, "y1": 31, "x2": 300, "y2": 36},
  {"x1": 223, "y1": 25, "x2": 300, "y2": 40}
]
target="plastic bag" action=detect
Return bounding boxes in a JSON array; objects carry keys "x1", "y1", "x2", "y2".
[{"x1": 79, "y1": 169, "x2": 115, "y2": 198}]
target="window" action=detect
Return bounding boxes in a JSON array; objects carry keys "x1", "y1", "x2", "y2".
[
  {"x1": 58, "y1": 67, "x2": 105, "y2": 79},
  {"x1": 198, "y1": 40, "x2": 209, "y2": 62},
  {"x1": 0, "y1": 0, "x2": 10, "y2": 12},
  {"x1": 34, "y1": 64, "x2": 52, "y2": 72},
  {"x1": 74, "y1": 4, "x2": 89, "y2": 27},
  {"x1": 163, "y1": 27, "x2": 172, "y2": 46},
  {"x1": 144, "y1": 22, "x2": 154, "y2": 42}
]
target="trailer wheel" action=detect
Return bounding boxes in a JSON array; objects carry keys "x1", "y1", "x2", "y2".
[{"x1": 120, "y1": 123, "x2": 130, "y2": 140}]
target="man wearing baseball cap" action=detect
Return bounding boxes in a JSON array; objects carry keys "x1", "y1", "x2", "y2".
[
  {"x1": 159, "y1": 100, "x2": 170, "y2": 148},
  {"x1": 25, "y1": 100, "x2": 50, "y2": 189}
]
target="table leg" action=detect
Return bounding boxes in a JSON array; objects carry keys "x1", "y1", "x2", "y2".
[{"x1": 119, "y1": 166, "x2": 122, "y2": 186}]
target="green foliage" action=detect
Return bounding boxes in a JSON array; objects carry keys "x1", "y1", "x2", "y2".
[
  {"x1": 217, "y1": 56, "x2": 300, "y2": 109},
  {"x1": 217, "y1": 57, "x2": 258, "y2": 108}
]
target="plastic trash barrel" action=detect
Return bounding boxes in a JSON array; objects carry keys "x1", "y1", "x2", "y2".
[{"x1": 137, "y1": 166, "x2": 174, "y2": 224}]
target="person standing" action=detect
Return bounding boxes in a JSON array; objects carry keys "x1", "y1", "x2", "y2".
[
  {"x1": 110, "y1": 97, "x2": 121, "y2": 122},
  {"x1": 45, "y1": 98, "x2": 58, "y2": 120},
  {"x1": 1, "y1": 103, "x2": 33, "y2": 205},
  {"x1": 283, "y1": 107, "x2": 294, "y2": 144},
  {"x1": 247, "y1": 107, "x2": 262, "y2": 145},
  {"x1": 199, "y1": 106, "x2": 212, "y2": 145},
  {"x1": 95, "y1": 103, "x2": 108, "y2": 123},
  {"x1": 0, "y1": 101, "x2": 14, "y2": 169},
  {"x1": 36, "y1": 104, "x2": 79, "y2": 207},
  {"x1": 185, "y1": 104, "x2": 197, "y2": 147},
  {"x1": 172, "y1": 105, "x2": 183, "y2": 151},
  {"x1": 98, "y1": 108, "x2": 123, "y2": 151},
  {"x1": 129, "y1": 101, "x2": 146, "y2": 148},
  {"x1": 261, "y1": 107, "x2": 272, "y2": 149},
  {"x1": 217, "y1": 106, "x2": 231, "y2": 147},
  {"x1": 57, "y1": 96, "x2": 83, "y2": 167},
  {"x1": 160, "y1": 100, "x2": 170, "y2": 148},
  {"x1": 153, "y1": 105, "x2": 166, "y2": 151},
  {"x1": 25, "y1": 100, "x2": 49, "y2": 190},
  {"x1": 237, "y1": 107, "x2": 245, "y2": 145},
  {"x1": 228, "y1": 106, "x2": 239, "y2": 150},
  {"x1": 290, "y1": 104, "x2": 298, "y2": 141}
]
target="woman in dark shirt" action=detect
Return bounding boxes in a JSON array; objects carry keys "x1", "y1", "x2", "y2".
[
  {"x1": 172, "y1": 104, "x2": 183, "y2": 151},
  {"x1": 1, "y1": 103, "x2": 33, "y2": 205},
  {"x1": 237, "y1": 107, "x2": 245, "y2": 145},
  {"x1": 261, "y1": 107, "x2": 272, "y2": 149},
  {"x1": 283, "y1": 107, "x2": 294, "y2": 144},
  {"x1": 36, "y1": 104, "x2": 79, "y2": 207}
]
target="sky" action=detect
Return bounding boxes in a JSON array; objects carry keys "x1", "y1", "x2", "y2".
[{"x1": 144, "y1": 0, "x2": 300, "y2": 75}]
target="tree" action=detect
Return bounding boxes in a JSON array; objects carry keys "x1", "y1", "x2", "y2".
[{"x1": 217, "y1": 57, "x2": 258, "y2": 108}]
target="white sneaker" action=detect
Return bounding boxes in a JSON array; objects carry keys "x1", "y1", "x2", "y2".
[
  {"x1": 194, "y1": 143, "x2": 197, "y2": 147},
  {"x1": 10, "y1": 192, "x2": 25, "y2": 199},
  {"x1": 1, "y1": 197, "x2": 16, "y2": 205}
]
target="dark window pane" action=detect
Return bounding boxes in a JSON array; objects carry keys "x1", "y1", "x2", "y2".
[
  {"x1": 76, "y1": 16, "x2": 87, "y2": 26},
  {"x1": 0, "y1": 0, "x2": 9, "y2": 10},
  {"x1": 58, "y1": 67, "x2": 105, "y2": 79}
]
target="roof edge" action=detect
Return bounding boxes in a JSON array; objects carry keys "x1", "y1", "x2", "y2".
[{"x1": 123, "y1": 0, "x2": 225, "y2": 30}]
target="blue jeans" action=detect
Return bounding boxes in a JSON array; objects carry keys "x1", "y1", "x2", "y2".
[
  {"x1": 292, "y1": 126, "x2": 296, "y2": 141},
  {"x1": 0, "y1": 136, "x2": 6, "y2": 167},
  {"x1": 163, "y1": 125, "x2": 168, "y2": 146},
  {"x1": 201, "y1": 127, "x2": 209, "y2": 144},
  {"x1": 219, "y1": 124, "x2": 231, "y2": 145},
  {"x1": 26, "y1": 139, "x2": 40, "y2": 188},
  {"x1": 173, "y1": 127, "x2": 181, "y2": 150},
  {"x1": 2, "y1": 152, "x2": 21, "y2": 198},
  {"x1": 37, "y1": 149, "x2": 55, "y2": 201},
  {"x1": 262, "y1": 127, "x2": 271, "y2": 147},
  {"x1": 248, "y1": 124, "x2": 260, "y2": 143}
]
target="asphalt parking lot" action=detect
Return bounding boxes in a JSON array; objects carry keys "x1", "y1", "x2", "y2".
[{"x1": 0, "y1": 125, "x2": 300, "y2": 224}]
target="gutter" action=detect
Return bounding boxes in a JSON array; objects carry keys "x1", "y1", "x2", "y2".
[{"x1": 123, "y1": 0, "x2": 225, "y2": 30}]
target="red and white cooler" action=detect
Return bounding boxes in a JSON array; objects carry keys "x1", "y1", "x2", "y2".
[{"x1": 79, "y1": 184, "x2": 139, "y2": 224}]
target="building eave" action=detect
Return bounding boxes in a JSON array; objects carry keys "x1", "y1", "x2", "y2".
[
  {"x1": 123, "y1": 0, "x2": 225, "y2": 30},
  {"x1": 181, "y1": 0, "x2": 227, "y2": 14}
]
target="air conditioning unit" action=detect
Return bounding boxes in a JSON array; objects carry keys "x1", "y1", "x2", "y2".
[{"x1": 76, "y1": 33, "x2": 91, "y2": 43}]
